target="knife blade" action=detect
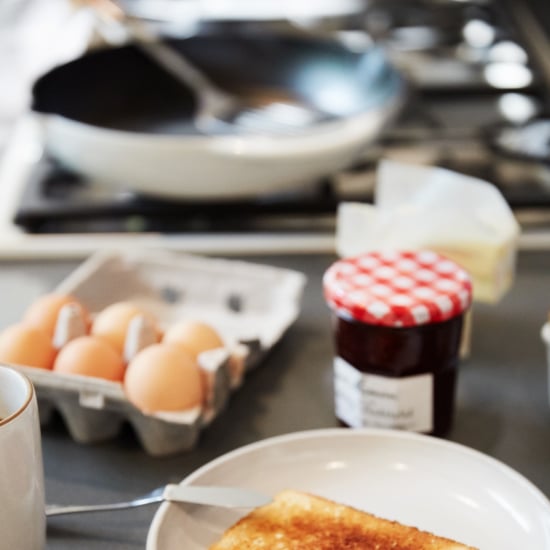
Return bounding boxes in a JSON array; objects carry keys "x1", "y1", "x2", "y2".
[{"x1": 162, "y1": 484, "x2": 272, "y2": 509}]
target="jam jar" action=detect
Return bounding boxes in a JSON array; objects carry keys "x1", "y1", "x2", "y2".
[{"x1": 323, "y1": 250, "x2": 473, "y2": 436}]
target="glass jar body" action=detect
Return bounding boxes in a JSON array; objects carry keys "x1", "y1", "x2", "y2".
[{"x1": 331, "y1": 312, "x2": 464, "y2": 436}]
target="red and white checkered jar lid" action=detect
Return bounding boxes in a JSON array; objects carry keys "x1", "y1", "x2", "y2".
[{"x1": 323, "y1": 250, "x2": 473, "y2": 327}]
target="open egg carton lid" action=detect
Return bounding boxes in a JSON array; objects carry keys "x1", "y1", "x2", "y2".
[{"x1": 14, "y1": 249, "x2": 306, "y2": 456}]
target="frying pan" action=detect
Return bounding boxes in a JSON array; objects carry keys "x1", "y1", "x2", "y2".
[{"x1": 31, "y1": 34, "x2": 404, "y2": 199}]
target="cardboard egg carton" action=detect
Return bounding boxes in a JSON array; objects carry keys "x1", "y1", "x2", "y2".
[{"x1": 11, "y1": 250, "x2": 306, "y2": 456}]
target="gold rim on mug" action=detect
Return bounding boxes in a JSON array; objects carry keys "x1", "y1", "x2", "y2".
[{"x1": 0, "y1": 367, "x2": 34, "y2": 427}]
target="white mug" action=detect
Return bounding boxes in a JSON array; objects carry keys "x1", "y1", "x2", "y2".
[{"x1": 0, "y1": 365, "x2": 46, "y2": 549}]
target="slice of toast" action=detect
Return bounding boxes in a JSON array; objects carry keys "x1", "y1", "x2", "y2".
[{"x1": 209, "y1": 489, "x2": 477, "y2": 549}]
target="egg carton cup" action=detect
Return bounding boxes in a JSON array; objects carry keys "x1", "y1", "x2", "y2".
[
  {"x1": 13, "y1": 249, "x2": 306, "y2": 456},
  {"x1": 13, "y1": 347, "x2": 236, "y2": 456}
]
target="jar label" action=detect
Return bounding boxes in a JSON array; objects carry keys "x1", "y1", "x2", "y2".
[{"x1": 334, "y1": 357, "x2": 433, "y2": 432}]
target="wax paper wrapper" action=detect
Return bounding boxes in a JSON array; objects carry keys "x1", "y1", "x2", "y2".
[{"x1": 336, "y1": 160, "x2": 520, "y2": 303}]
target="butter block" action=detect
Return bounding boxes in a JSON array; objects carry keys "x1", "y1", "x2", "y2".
[{"x1": 336, "y1": 161, "x2": 520, "y2": 304}]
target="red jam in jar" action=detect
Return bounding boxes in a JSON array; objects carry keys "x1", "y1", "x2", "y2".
[{"x1": 323, "y1": 250, "x2": 473, "y2": 436}]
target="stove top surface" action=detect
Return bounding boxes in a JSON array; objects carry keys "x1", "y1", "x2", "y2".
[
  {"x1": 3, "y1": 0, "x2": 550, "y2": 258},
  {"x1": 13, "y1": 98, "x2": 550, "y2": 236}
]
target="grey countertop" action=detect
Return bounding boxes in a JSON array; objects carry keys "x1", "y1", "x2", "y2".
[{"x1": 0, "y1": 251, "x2": 549, "y2": 549}]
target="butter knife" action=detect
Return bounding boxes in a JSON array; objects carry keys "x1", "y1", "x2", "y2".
[{"x1": 46, "y1": 484, "x2": 271, "y2": 517}]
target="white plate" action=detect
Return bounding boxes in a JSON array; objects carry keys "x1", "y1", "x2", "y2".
[{"x1": 147, "y1": 428, "x2": 550, "y2": 550}]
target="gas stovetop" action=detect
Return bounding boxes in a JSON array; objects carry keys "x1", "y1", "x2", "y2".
[{"x1": 2, "y1": 0, "x2": 550, "y2": 259}]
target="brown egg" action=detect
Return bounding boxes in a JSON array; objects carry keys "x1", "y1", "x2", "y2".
[
  {"x1": 0, "y1": 323, "x2": 56, "y2": 369},
  {"x1": 53, "y1": 335, "x2": 125, "y2": 381},
  {"x1": 23, "y1": 293, "x2": 90, "y2": 337},
  {"x1": 163, "y1": 321, "x2": 224, "y2": 360},
  {"x1": 91, "y1": 302, "x2": 159, "y2": 355},
  {"x1": 124, "y1": 343, "x2": 203, "y2": 413}
]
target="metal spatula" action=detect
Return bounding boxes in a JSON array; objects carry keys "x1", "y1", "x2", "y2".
[{"x1": 46, "y1": 484, "x2": 271, "y2": 517}]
